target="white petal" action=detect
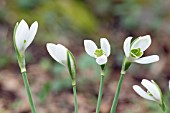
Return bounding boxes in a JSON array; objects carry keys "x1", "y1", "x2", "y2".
[
  {"x1": 46, "y1": 43, "x2": 67, "y2": 66},
  {"x1": 123, "y1": 37, "x2": 132, "y2": 57},
  {"x1": 15, "y1": 19, "x2": 29, "y2": 52},
  {"x1": 96, "y1": 55, "x2": 107, "y2": 65},
  {"x1": 141, "y1": 79, "x2": 161, "y2": 101},
  {"x1": 84, "y1": 40, "x2": 98, "y2": 57},
  {"x1": 133, "y1": 85, "x2": 156, "y2": 101},
  {"x1": 134, "y1": 55, "x2": 159, "y2": 64},
  {"x1": 25, "y1": 21, "x2": 38, "y2": 50},
  {"x1": 131, "y1": 35, "x2": 151, "y2": 51},
  {"x1": 100, "y1": 38, "x2": 111, "y2": 57}
]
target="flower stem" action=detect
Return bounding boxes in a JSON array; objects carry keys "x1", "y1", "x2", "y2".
[
  {"x1": 22, "y1": 71, "x2": 37, "y2": 113},
  {"x1": 95, "y1": 71, "x2": 105, "y2": 113},
  {"x1": 110, "y1": 58, "x2": 128, "y2": 113},
  {"x1": 72, "y1": 85, "x2": 78, "y2": 113},
  {"x1": 110, "y1": 72, "x2": 125, "y2": 113}
]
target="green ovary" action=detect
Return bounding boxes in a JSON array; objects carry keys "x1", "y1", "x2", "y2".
[
  {"x1": 94, "y1": 49, "x2": 104, "y2": 57},
  {"x1": 130, "y1": 48, "x2": 143, "y2": 58}
]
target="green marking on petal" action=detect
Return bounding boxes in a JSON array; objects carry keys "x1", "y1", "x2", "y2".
[
  {"x1": 130, "y1": 48, "x2": 143, "y2": 58},
  {"x1": 147, "y1": 91, "x2": 153, "y2": 97},
  {"x1": 94, "y1": 49, "x2": 104, "y2": 57},
  {"x1": 24, "y1": 40, "x2": 27, "y2": 43}
]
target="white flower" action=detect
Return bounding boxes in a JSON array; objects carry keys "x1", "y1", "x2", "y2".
[
  {"x1": 133, "y1": 79, "x2": 162, "y2": 103},
  {"x1": 14, "y1": 19, "x2": 38, "y2": 54},
  {"x1": 47, "y1": 43, "x2": 68, "y2": 66},
  {"x1": 46, "y1": 43, "x2": 76, "y2": 80},
  {"x1": 123, "y1": 35, "x2": 159, "y2": 64},
  {"x1": 84, "y1": 38, "x2": 111, "y2": 65}
]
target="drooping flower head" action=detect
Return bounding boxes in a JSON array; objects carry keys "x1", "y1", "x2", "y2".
[
  {"x1": 133, "y1": 79, "x2": 162, "y2": 102},
  {"x1": 84, "y1": 38, "x2": 111, "y2": 65},
  {"x1": 14, "y1": 19, "x2": 38, "y2": 55},
  {"x1": 123, "y1": 35, "x2": 159, "y2": 64},
  {"x1": 133, "y1": 79, "x2": 166, "y2": 111},
  {"x1": 46, "y1": 43, "x2": 76, "y2": 83}
]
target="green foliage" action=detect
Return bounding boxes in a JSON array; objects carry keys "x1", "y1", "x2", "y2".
[
  {"x1": 6, "y1": 0, "x2": 98, "y2": 43},
  {"x1": 10, "y1": 99, "x2": 22, "y2": 109},
  {"x1": 38, "y1": 82, "x2": 51, "y2": 103},
  {"x1": 17, "y1": 0, "x2": 42, "y2": 9},
  {"x1": 0, "y1": 56, "x2": 11, "y2": 68},
  {"x1": 51, "y1": 78, "x2": 71, "y2": 92},
  {"x1": 146, "y1": 102, "x2": 162, "y2": 113},
  {"x1": 50, "y1": 63, "x2": 72, "y2": 91},
  {"x1": 40, "y1": 58, "x2": 52, "y2": 71},
  {"x1": 38, "y1": 63, "x2": 72, "y2": 102},
  {"x1": 113, "y1": 0, "x2": 162, "y2": 31},
  {"x1": 164, "y1": 91, "x2": 170, "y2": 113},
  {"x1": 51, "y1": 63, "x2": 65, "y2": 76},
  {"x1": 78, "y1": 53, "x2": 100, "y2": 76}
]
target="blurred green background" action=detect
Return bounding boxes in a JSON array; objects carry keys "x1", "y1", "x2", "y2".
[{"x1": 0, "y1": 0, "x2": 170, "y2": 113}]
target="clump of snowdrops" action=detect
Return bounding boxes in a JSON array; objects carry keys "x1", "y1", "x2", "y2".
[{"x1": 13, "y1": 19, "x2": 169, "y2": 113}]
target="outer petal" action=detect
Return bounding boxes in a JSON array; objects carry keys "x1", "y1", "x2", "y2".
[
  {"x1": 25, "y1": 21, "x2": 38, "y2": 50},
  {"x1": 100, "y1": 38, "x2": 111, "y2": 57},
  {"x1": 84, "y1": 40, "x2": 98, "y2": 57},
  {"x1": 131, "y1": 35, "x2": 151, "y2": 52},
  {"x1": 134, "y1": 55, "x2": 159, "y2": 64},
  {"x1": 15, "y1": 19, "x2": 29, "y2": 52},
  {"x1": 96, "y1": 55, "x2": 107, "y2": 65},
  {"x1": 46, "y1": 43, "x2": 67, "y2": 66},
  {"x1": 123, "y1": 37, "x2": 132, "y2": 57},
  {"x1": 133, "y1": 85, "x2": 156, "y2": 101},
  {"x1": 141, "y1": 79, "x2": 161, "y2": 101}
]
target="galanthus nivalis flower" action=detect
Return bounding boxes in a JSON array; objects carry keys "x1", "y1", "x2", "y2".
[
  {"x1": 84, "y1": 38, "x2": 111, "y2": 65},
  {"x1": 13, "y1": 19, "x2": 38, "y2": 72},
  {"x1": 14, "y1": 19, "x2": 38, "y2": 55},
  {"x1": 46, "y1": 43, "x2": 76, "y2": 81},
  {"x1": 123, "y1": 35, "x2": 159, "y2": 64},
  {"x1": 133, "y1": 79, "x2": 162, "y2": 103}
]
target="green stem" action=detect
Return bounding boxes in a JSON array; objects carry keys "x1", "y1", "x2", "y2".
[
  {"x1": 73, "y1": 85, "x2": 78, "y2": 113},
  {"x1": 110, "y1": 72, "x2": 125, "y2": 113},
  {"x1": 22, "y1": 71, "x2": 37, "y2": 113},
  {"x1": 110, "y1": 58, "x2": 128, "y2": 113},
  {"x1": 95, "y1": 72, "x2": 105, "y2": 113}
]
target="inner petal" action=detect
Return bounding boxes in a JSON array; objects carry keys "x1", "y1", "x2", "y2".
[
  {"x1": 130, "y1": 48, "x2": 143, "y2": 58},
  {"x1": 94, "y1": 49, "x2": 104, "y2": 57}
]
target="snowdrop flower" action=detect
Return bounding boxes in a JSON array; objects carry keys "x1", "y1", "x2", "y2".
[
  {"x1": 84, "y1": 38, "x2": 111, "y2": 65},
  {"x1": 14, "y1": 19, "x2": 38, "y2": 55},
  {"x1": 46, "y1": 43, "x2": 76, "y2": 82},
  {"x1": 13, "y1": 19, "x2": 38, "y2": 72},
  {"x1": 123, "y1": 35, "x2": 159, "y2": 64},
  {"x1": 133, "y1": 79, "x2": 163, "y2": 103}
]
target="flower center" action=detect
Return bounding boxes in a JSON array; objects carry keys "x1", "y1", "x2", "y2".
[
  {"x1": 130, "y1": 48, "x2": 143, "y2": 58},
  {"x1": 94, "y1": 49, "x2": 104, "y2": 57}
]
